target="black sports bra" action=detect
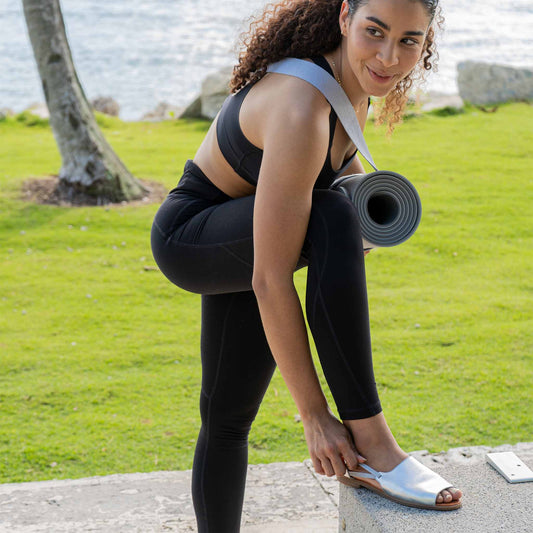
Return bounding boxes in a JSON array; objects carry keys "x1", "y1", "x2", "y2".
[{"x1": 216, "y1": 56, "x2": 359, "y2": 190}]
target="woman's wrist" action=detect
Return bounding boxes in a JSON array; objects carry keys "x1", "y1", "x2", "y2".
[{"x1": 299, "y1": 400, "x2": 332, "y2": 423}]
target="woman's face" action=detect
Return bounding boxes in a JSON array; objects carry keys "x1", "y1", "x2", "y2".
[{"x1": 340, "y1": 0, "x2": 431, "y2": 97}]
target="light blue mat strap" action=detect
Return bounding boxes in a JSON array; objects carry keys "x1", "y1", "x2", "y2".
[{"x1": 266, "y1": 58, "x2": 378, "y2": 171}]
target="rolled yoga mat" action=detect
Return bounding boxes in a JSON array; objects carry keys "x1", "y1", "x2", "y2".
[{"x1": 332, "y1": 171, "x2": 422, "y2": 250}]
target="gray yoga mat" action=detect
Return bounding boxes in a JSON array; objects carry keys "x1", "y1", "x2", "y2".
[{"x1": 332, "y1": 171, "x2": 422, "y2": 250}]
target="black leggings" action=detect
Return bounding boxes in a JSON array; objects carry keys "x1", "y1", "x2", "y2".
[{"x1": 151, "y1": 160, "x2": 382, "y2": 532}]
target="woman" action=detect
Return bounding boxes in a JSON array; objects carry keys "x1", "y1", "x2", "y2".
[{"x1": 151, "y1": 0, "x2": 462, "y2": 530}]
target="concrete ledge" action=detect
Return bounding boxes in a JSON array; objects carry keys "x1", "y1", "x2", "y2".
[
  {"x1": 0, "y1": 461, "x2": 338, "y2": 532},
  {"x1": 339, "y1": 442, "x2": 533, "y2": 533}
]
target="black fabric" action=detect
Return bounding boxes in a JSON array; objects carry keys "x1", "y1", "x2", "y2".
[
  {"x1": 215, "y1": 56, "x2": 357, "y2": 189},
  {"x1": 151, "y1": 160, "x2": 382, "y2": 532}
]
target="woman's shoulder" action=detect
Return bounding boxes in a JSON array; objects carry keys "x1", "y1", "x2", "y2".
[
  {"x1": 260, "y1": 60, "x2": 331, "y2": 120},
  {"x1": 236, "y1": 58, "x2": 333, "y2": 154}
]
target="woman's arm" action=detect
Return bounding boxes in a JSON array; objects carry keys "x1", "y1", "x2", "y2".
[{"x1": 251, "y1": 82, "x2": 364, "y2": 476}]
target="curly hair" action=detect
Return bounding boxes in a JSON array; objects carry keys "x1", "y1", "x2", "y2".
[{"x1": 231, "y1": 0, "x2": 443, "y2": 132}]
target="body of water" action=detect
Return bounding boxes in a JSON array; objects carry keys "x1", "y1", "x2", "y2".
[{"x1": 1, "y1": 0, "x2": 532, "y2": 120}]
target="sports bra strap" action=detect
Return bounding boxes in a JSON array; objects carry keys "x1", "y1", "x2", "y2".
[{"x1": 266, "y1": 58, "x2": 378, "y2": 171}]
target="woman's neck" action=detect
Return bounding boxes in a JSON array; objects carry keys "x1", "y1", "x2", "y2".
[{"x1": 324, "y1": 47, "x2": 369, "y2": 111}]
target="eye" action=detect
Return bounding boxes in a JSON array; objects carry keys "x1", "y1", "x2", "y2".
[
  {"x1": 401, "y1": 37, "x2": 419, "y2": 46},
  {"x1": 366, "y1": 27, "x2": 383, "y2": 38}
]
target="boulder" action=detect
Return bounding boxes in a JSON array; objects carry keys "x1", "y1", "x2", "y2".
[
  {"x1": 201, "y1": 66, "x2": 234, "y2": 119},
  {"x1": 25, "y1": 102, "x2": 49, "y2": 119},
  {"x1": 457, "y1": 61, "x2": 533, "y2": 105},
  {"x1": 179, "y1": 65, "x2": 233, "y2": 120},
  {"x1": 179, "y1": 94, "x2": 202, "y2": 119},
  {"x1": 141, "y1": 102, "x2": 183, "y2": 122},
  {"x1": 90, "y1": 96, "x2": 120, "y2": 116},
  {"x1": 0, "y1": 107, "x2": 14, "y2": 120},
  {"x1": 419, "y1": 92, "x2": 464, "y2": 112}
]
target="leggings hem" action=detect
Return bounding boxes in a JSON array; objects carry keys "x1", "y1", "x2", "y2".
[{"x1": 338, "y1": 401, "x2": 383, "y2": 421}]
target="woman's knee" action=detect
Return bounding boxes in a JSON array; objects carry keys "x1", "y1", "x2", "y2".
[
  {"x1": 308, "y1": 189, "x2": 363, "y2": 244},
  {"x1": 200, "y1": 394, "x2": 258, "y2": 447}
]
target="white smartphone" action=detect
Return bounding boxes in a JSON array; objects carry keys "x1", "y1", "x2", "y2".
[{"x1": 486, "y1": 452, "x2": 533, "y2": 483}]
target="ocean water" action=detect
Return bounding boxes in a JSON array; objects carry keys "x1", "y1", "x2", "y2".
[{"x1": 1, "y1": 0, "x2": 532, "y2": 120}]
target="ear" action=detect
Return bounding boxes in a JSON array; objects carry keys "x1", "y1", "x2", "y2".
[{"x1": 339, "y1": 0, "x2": 350, "y2": 36}]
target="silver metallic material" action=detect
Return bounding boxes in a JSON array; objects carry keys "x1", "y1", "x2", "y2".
[{"x1": 347, "y1": 456, "x2": 453, "y2": 506}]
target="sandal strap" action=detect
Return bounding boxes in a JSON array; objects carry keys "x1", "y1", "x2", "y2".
[{"x1": 347, "y1": 463, "x2": 383, "y2": 480}]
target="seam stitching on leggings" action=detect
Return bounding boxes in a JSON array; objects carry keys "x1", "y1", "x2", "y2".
[
  {"x1": 200, "y1": 293, "x2": 236, "y2": 530},
  {"x1": 152, "y1": 219, "x2": 168, "y2": 239},
  {"x1": 310, "y1": 208, "x2": 330, "y2": 331},
  {"x1": 219, "y1": 242, "x2": 254, "y2": 268},
  {"x1": 191, "y1": 204, "x2": 220, "y2": 244},
  {"x1": 167, "y1": 236, "x2": 256, "y2": 249},
  {"x1": 205, "y1": 294, "x2": 236, "y2": 402},
  {"x1": 312, "y1": 208, "x2": 372, "y2": 409}
]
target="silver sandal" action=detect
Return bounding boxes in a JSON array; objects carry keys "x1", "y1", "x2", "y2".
[{"x1": 337, "y1": 456, "x2": 462, "y2": 511}]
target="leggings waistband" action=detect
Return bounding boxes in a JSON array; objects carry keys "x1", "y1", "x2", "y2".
[{"x1": 171, "y1": 160, "x2": 233, "y2": 203}]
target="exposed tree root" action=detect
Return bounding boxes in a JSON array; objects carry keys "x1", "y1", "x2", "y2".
[{"x1": 21, "y1": 176, "x2": 168, "y2": 207}]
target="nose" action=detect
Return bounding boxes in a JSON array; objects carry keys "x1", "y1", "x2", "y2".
[{"x1": 376, "y1": 42, "x2": 399, "y2": 68}]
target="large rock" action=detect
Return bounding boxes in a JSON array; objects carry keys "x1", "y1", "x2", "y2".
[
  {"x1": 141, "y1": 101, "x2": 183, "y2": 121},
  {"x1": 457, "y1": 61, "x2": 533, "y2": 105},
  {"x1": 25, "y1": 102, "x2": 50, "y2": 119},
  {"x1": 179, "y1": 65, "x2": 233, "y2": 120},
  {"x1": 419, "y1": 92, "x2": 464, "y2": 112},
  {"x1": 0, "y1": 107, "x2": 14, "y2": 120},
  {"x1": 201, "y1": 66, "x2": 234, "y2": 119},
  {"x1": 179, "y1": 94, "x2": 202, "y2": 119},
  {"x1": 90, "y1": 96, "x2": 120, "y2": 116}
]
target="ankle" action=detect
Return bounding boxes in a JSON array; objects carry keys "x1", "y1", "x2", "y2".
[
  {"x1": 343, "y1": 413, "x2": 394, "y2": 445},
  {"x1": 342, "y1": 414, "x2": 407, "y2": 470}
]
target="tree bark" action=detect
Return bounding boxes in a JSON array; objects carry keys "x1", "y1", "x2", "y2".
[{"x1": 22, "y1": 0, "x2": 148, "y2": 204}]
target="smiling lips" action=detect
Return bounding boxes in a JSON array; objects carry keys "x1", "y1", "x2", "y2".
[{"x1": 367, "y1": 66, "x2": 394, "y2": 83}]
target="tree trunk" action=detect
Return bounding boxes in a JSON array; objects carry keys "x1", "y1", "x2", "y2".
[{"x1": 22, "y1": 0, "x2": 148, "y2": 204}]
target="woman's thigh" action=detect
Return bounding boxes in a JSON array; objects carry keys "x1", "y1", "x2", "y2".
[
  {"x1": 152, "y1": 194, "x2": 258, "y2": 294},
  {"x1": 151, "y1": 188, "x2": 357, "y2": 295}
]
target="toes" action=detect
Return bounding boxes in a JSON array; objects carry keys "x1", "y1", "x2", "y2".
[
  {"x1": 437, "y1": 488, "x2": 463, "y2": 504},
  {"x1": 448, "y1": 487, "x2": 462, "y2": 501},
  {"x1": 440, "y1": 490, "x2": 453, "y2": 502}
]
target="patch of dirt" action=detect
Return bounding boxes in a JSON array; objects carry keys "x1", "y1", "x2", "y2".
[{"x1": 21, "y1": 176, "x2": 168, "y2": 207}]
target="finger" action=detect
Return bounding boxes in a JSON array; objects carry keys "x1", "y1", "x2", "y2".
[
  {"x1": 340, "y1": 423, "x2": 366, "y2": 463},
  {"x1": 320, "y1": 456, "x2": 335, "y2": 477},
  {"x1": 339, "y1": 448, "x2": 360, "y2": 472},
  {"x1": 331, "y1": 454, "x2": 351, "y2": 477},
  {"x1": 339, "y1": 437, "x2": 366, "y2": 466},
  {"x1": 311, "y1": 456, "x2": 325, "y2": 476}
]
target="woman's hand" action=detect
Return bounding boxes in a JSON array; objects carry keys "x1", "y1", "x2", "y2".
[{"x1": 302, "y1": 408, "x2": 366, "y2": 477}]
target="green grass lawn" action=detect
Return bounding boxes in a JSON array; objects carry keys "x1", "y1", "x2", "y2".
[{"x1": 0, "y1": 104, "x2": 531, "y2": 483}]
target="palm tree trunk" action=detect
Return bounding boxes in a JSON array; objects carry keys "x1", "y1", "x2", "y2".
[{"x1": 22, "y1": 0, "x2": 148, "y2": 204}]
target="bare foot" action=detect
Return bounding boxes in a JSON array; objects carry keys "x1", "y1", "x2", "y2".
[{"x1": 343, "y1": 412, "x2": 462, "y2": 505}]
